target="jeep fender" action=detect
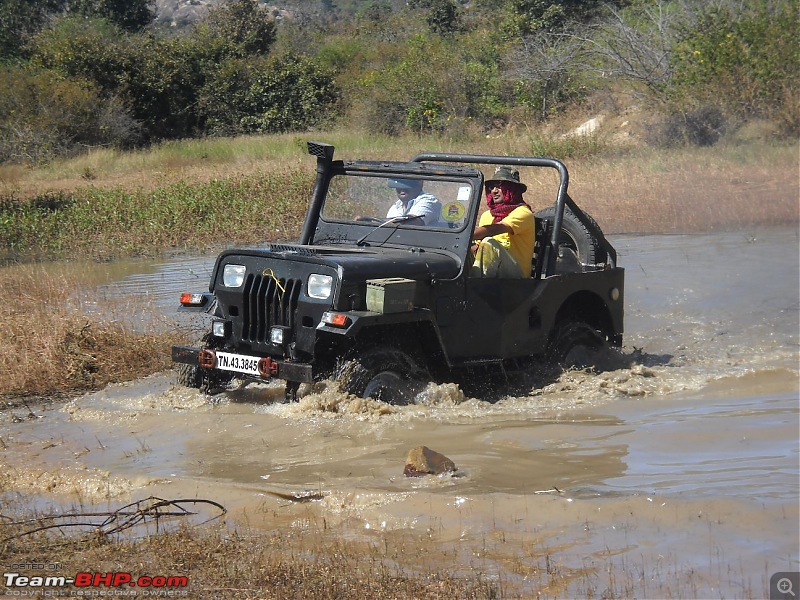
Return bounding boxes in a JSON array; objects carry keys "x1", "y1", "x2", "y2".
[{"x1": 316, "y1": 309, "x2": 448, "y2": 368}]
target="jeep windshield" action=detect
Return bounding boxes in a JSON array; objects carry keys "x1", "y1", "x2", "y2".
[{"x1": 321, "y1": 173, "x2": 474, "y2": 236}]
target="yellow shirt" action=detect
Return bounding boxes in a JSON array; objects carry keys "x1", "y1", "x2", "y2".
[{"x1": 478, "y1": 206, "x2": 535, "y2": 276}]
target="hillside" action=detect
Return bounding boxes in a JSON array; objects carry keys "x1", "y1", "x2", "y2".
[
  {"x1": 1, "y1": 0, "x2": 795, "y2": 167},
  {"x1": 155, "y1": 0, "x2": 298, "y2": 27}
]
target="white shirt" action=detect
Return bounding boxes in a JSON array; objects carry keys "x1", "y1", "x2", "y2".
[{"x1": 386, "y1": 193, "x2": 441, "y2": 226}]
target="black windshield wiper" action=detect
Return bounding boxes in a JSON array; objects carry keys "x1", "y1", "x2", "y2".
[{"x1": 356, "y1": 215, "x2": 417, "y2": 246}]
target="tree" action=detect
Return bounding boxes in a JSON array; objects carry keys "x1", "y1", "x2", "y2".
[
  {"x1": 198, "y1": 53, "x2": 338, "y2": 135},
  {"x1": 408, "y1": 0, "x2": 462, "y2": 35},
  {"x1": 507, "y1": 30, "x2": 587, "y2": 120},
  {"x1": 200, "y1": 0, "x2": 276, "y2": 57},
  {"x1": 356, "y1": 0, "x2": 393, "y2": 23},
  {"x1": 577, "y1": 0, "x2": 679, "y2": 99},
  {"x1": 669, "y1": 0, "x2": 799, "y2": 135},
  {"x1": 69, "y1": 0, "x2": 154, "y2": 31},
  {"x1": 28, "y1": 16, "x2": 129, "y2": 92},
  {"x1": 0, "y1": 0, "x2": 63, "y2": 58},
  {"x1": 497, "y1": 0, "x2": 625, "y2": 39},
  {"x1": 0, "y1": 66, "x2": 138, "y2": 163}
]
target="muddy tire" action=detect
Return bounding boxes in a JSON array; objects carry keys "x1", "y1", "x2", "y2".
[
  {"x1": 337, "y1": 347, "x2": 429, "y2": 405},
  {"x1": 536, "y1": 206, "x2": 607, "y2": 265},
  {"x1": 177, "y1": 362, "x2": 203, "y2": 389},
  {"x1": 176, "y1": 334, "x2": 232, "y2": 393},
  {"x1": 548, "y1": 320, "x2": 606, "y2": 369}
]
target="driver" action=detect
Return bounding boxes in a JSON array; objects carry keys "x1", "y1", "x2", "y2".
[{"x1": 386, "y1": 179, "x2": 442, "y2": 226}]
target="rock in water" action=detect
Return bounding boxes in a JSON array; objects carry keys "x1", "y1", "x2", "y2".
[{"x1": 403, "y1": 446, "x2": 456, "y2": 477}]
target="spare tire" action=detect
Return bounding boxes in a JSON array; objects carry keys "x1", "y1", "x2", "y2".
[{"x1": 535, "y1": 206, "x2": 607, "y2": 265}]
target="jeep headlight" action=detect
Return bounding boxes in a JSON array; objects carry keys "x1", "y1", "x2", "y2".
[
  {"x1": 307, "y1": 274, "x2": 333, "y2": 299},
  {"x1": 223, "y1": 264, "x2": 246, "y2": 288}
]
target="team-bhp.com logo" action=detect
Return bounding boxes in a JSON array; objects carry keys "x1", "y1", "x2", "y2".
[{"x1": 4, "y1": 572, "x2": 188, "y2": 594}]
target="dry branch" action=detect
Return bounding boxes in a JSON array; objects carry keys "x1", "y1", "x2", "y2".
[{"x1": 2, "y1": 496, "x2": 226, "y2": 543}]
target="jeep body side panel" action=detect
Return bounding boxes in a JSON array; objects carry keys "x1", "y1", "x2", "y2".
[{"x1": 434, "y1": 267, "x2": 625, "y2": 366}]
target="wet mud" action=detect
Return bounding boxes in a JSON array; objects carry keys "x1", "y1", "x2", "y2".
[{"x1": 1, "y1": 228, "x2": 798, "y2": 598}]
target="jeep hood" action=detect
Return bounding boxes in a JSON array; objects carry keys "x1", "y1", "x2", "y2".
[{"x1": 214, "y1": 244, "x2": 462, "y2": 282}]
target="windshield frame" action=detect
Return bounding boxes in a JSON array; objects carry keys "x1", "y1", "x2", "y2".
[{"x1": 310, "y1": 161, "x2": 483, "y2": 259}]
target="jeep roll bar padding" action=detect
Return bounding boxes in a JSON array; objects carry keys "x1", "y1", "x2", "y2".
[
  {"x1": 300, "y1": 141, "x2": 337, "y2": 245},
  {"x1": 410, "y1": 152, "x2": 616, "y2": 275}
]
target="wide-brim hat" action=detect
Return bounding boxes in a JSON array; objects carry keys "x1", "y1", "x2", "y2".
[{"x1": 485, "y1": 166, "x2": 527, "y2": 192}]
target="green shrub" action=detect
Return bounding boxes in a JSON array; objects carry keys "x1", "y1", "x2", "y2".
[
  {"x1": 0, "y1": 0, "x2": 62, "y2": 59},
  {"x1": 67, "y1": 0, "x2": 154, "y2": 31},
  {"x1": 0, "y1": 172, "x2": 313, "y2": 259},
  {"x1": 351, "y1": 32, "x2": 505, "y2": 134},
  {"x1": 0, "y1": 66, "x2": 137, "y2": 163},
  {"x1": 28, "y1": 15, "x2": 129, "y2": 90},
  {"x1": 199, "y1": 0, "x2": 276, "y2": 57},
  {"x1": 669, "y1": 0, "x2": 799, "y2": 136},
  {"x1": 199, "y1": 54, "x2": 338, "y2": 136}
]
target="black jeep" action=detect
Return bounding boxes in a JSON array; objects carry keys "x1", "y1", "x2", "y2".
[{"x1": 172, "y1": 141, "x2": 624, "y2": 403}]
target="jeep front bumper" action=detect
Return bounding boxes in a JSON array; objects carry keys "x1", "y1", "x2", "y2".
[{"x1": 171, "y1": 345, "x2": 314, "y2": 383}]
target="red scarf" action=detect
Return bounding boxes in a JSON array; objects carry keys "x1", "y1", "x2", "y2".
[{"x1": 487, "y1": 182, "x2": 531, "y2": 224}]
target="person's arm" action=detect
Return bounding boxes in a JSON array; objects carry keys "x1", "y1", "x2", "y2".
[
  {"x1": 474, "y1": 222, "x2": 513, "y2": 241},
  {"x1": 472, "y1": 222, "x2": 512, "y2": 253}
]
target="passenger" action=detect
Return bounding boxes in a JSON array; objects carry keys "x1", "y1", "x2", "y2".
[
  {"x1": 471, "y1": 167, "x2": 535, "y2": 278},
  {"x1": 386, "y1": 179, "x2": 442, "y2": 226}
]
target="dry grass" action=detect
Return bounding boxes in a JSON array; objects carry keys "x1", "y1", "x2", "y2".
[
  {"x1": 0, "y1": 263, "x2": 182, "y2": 403},
  {"x1": 0, "y1": 518, "x2": 500, "y2": 599},
  {"x1": 563, "y1": 145, "x2": 800, "y2": 233},
  {"x1": 0, "y1": 500, "x2": 762, "y2": 599}
]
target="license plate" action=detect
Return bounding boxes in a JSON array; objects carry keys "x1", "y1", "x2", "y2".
[{"x1": 215, "y1": 351, "x2": 262, "y2": 376}]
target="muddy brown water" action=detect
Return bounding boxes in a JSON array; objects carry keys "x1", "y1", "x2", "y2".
[{"x1": 2, "y1": 228, "x2": 798, "y2": 598}]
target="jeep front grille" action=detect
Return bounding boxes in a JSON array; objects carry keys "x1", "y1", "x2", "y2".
[{"x1": 241, "y1": 274, "x2": 301, "y2": 344}]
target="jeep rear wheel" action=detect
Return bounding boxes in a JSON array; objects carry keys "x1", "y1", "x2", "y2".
[
  {"x1": 548, "y1": 320, "x2": 606, "y2": 369},
  {"x1": 337, "y1": 347, "x2": 429, "y2": 405},
  {"x1": 536, "y1": 206, "x2": 607, "y2": 265}
]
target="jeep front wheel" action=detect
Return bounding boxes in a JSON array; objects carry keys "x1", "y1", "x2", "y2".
[
  {"x1": 177, "y1": 362, "x2": 203, "y2": 388},
  {"x1": 337, "y1": 347, "x2": 428, "y2": 405}
]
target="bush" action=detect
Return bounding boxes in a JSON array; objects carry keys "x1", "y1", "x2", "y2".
[
  {"x1": 68, "y1": 0, "x2": 154, "y2": 31},
  {"x1": 28, "y1": 15, "x2": 129, "y2": 91},
  {"x1": 119, "y1": 35, "x2": 214, "y2": 140},
  {"x1": 29, "y1": 7, "x2": 283, "y2": 143},
  {"x1": 350, "y1": 33, "x2": 505, "y2": 134},
  {"x1": 0, "y1": 0, "x2": 62, "y2": 59},
  {"x1": 199, "y1": 0, "x2": 276, "y2": 57},
  {"x1": 0, "y1": 66, "x2": 138, "y2": 163},
  {"x1": 198, "y1": 54, "x2": 338, "y2": 136},
  {"x1": 646, "y1": 106, "x2": 727, "y2": 148},
  {"x1": 669, "y1": 0, "x2": 799, "y2": 137}
]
